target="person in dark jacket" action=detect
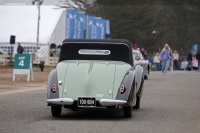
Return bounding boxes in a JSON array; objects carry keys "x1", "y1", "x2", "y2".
[
  {"x1": 141, "y1": 48, "x2": 148, "y2": 60},
  {"x1": 196, "y1": 49, "x2": 200, "y2": 71},
  {"x1": 187, "y1": 50, "x2": 193, "y2": 71},
  {"x1": 39, "y1": 59, "x2": 45, "y2": 72},
  {"x1": 17, "y1": 43, "x2": 24, "y2": 54}
]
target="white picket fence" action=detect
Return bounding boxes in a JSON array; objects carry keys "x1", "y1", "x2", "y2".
[
  {"x1": 0, "y1": 55, "x2": 11, "y2": 66},
  {"x1": 0, "y1": 55, "x2": 59, "y2": 66}
]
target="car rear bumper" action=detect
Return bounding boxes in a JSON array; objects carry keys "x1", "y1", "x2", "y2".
[
  {"x1": 99, "y1": 99, "x2": 127, "y2": 106},
  {"x1": 47, "y1": 98, "x2": 74, "y2": 105},
  {"x1": 47, "y1": 98, "x2": 127, "y2": 106}
]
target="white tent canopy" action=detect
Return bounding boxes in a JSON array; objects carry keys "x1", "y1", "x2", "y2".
[{"x1": 0, "y1": 5, "x2": 66, "y2": 45}]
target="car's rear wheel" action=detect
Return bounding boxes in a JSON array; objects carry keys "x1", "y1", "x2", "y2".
[
  {"x1": 144, "y1": 74, "x2": 148, "y2": 79},
  {"x1": 148, "y1": 65, "x2": 150, "y2": 74},
  {"x1": 134, "y1": 77, "x2": 143, "y2": 109},
  {"x1": 144, "y1": 70, "x2": 149, "y2": 79},
  {"x1": 133, "y1": 95, "x2": 140, "y2": 109},
  {"x1": 123, "y1": 106, "x2": 132, "y2": 118},
  {"x1": 51, "y1": 106, "x2": 62, "y2": 117}
]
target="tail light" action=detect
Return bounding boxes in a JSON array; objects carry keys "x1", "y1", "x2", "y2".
[
  {"x1": 51, "y1": 84, "x2": 56, "y2": 93},
  {"x1": 120, "y1": 85, "x2": 126, "y2": 94}
]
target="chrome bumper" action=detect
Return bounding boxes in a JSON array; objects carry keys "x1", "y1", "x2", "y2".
[
  {"x1": 47, "y1": 98, "x2": 127, "y2": 106},
  {"x1": 99, "y1": 99, "x2": 127, "y2": 106},
  {"x1": 47, "y1": 98, "x2": 74, "y2": 105}
]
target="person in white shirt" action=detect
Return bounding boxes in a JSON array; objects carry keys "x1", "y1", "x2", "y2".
[
  {"x1": 154, "y1": 53, "x2": 161, "y2": 71},
  {"x1": 173, "y1": 50, "x2": 180, "y2": 70}
]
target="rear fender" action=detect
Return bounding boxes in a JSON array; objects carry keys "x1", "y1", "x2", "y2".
[
  {"x1": 135, "y1": 65, "x2": 143, "y2": 92},
  {"x1": 137, "y1": 77, "x2": 144, "y2": 98},
  {"x1": 116, "y1": 70, "x2": 136, "y2": 106},
  {"x1": 47, "y1": 69, "x2": 59, "y2": 100}
]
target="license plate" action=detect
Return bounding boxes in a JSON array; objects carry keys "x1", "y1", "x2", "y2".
[{"x1": 78, "y1": 97, "x2": 96, "y2": 107}]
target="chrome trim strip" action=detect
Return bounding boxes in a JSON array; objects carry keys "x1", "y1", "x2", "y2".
[
  {"x1": 99, "y1": 99, "x2": 127, "y2": 106},
  {"x1": 63, "y1": 42, "x2": 130, "y2": 48},
  {"x1": 78, "y1": 49, "x2": 111, "y2": 55},
  {"x1": 47, "y1": 98, "x2": 74, "y2": 105}
]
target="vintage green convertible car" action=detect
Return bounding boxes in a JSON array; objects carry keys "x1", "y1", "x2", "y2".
[{"x1": 47, "y1": 39, "x2": 144, "y2": 118}]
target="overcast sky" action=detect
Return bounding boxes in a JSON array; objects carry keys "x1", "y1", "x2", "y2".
[
  {"x1": 0, "y1": 0, "x2": 95, "y2": 5},
  {"x1": 0, "y1": 0, "x2": 68, "y2": 5}
]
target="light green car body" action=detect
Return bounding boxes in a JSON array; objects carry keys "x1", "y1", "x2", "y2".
[
  {"x1": 47, "y1": 39, "x2": 144, "y2": 118},
  {"x1": 57, "y1": 60, "x2": 132, "y2": 101}
]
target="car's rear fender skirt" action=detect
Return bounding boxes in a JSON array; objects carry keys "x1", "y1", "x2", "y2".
[
  {"x1": 135, "y1": 65, "x2": 143, "y2": 92},
  {"x1": 137, "y1": 76, "x2": 144, "y2": 98},
  {"x1": 47, "y1": 69, "x2": 59, "y2": 100},
  {"x1": 116, "y1": 70, "x2": 136, "y2": 106}
]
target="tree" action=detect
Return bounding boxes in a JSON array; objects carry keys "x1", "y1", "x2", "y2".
[
  {"x1": 59, "y1": 0, "x2": 95, "y2": 11},
  {"x1": 87, "y1": 0, "x2": 200, "y2": 54}
]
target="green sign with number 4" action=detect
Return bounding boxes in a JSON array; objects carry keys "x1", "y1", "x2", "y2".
[
  {"x1": 14, "y1": 54, "x2": 31, "y2": 69},
  {"x1": 13, "y1": 54, "x2": 33, "y2": 81}
]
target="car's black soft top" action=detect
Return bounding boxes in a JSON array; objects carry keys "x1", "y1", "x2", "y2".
[{"x1": 59, "y1": 39, "x2": 133, "y2": 66}]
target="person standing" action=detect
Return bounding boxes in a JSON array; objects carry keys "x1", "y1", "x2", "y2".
[
  {"x1": 140, "y1": 48, "x2": 148, "y2": 60},
  {"x1": 53, "y1": 50, "x2": 56, "y2": 57},
  {"x1": 173, "y1": 50, "x2": 179, "y2": 70},
  {"x1": 196, "y1": 49, "x2": 200, "y2": 71},
  {"x1": 160, "y1": 44, "x2": 172, "y2": 75},
  {"x1": 187, "y1": 50, "x2": 193, "y2": 71},
  {"x1": 39, "y1": 59, "x2": 45, "y2": 72},
  {"x1": 17, "y1": 43, "x2": 24, "y2": 54},
  {"x1": 153, "y1": 53, "x2": 161, "y2": 71}
]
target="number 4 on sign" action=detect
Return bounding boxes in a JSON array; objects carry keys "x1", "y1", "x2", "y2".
[
  {"x1": 19, "y1": 60, "x2": 24, "y2": 67},
  {"x1": 13, "y1": 54, "x2": 33, "y2": 82}
]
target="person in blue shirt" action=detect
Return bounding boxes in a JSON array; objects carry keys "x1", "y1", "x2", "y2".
[{"x1": 160, "y1": 44, "x2": 172, "y2": 75}]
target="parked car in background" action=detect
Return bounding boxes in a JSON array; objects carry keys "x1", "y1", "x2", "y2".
[
  {"x1": 192, "y1": 59, "x2": 198, "y2": 69},
  {"x1": 180, "y1": 56, "x2": 198, "y2": 70},
  {"x1": 132, "y1": 49, "x2": 150, "y2": 79},
  {"x1": 47, "y1": 39, "x2": 145, "y2": 118}
]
